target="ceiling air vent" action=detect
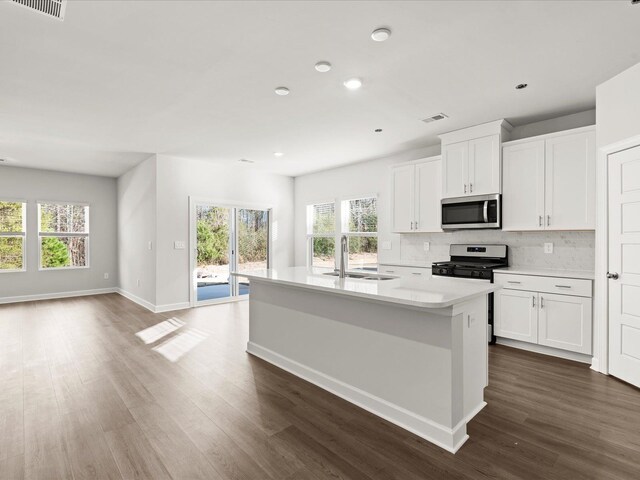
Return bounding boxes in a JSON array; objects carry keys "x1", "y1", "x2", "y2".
[
  {"x1": 422, "y1": 113, "x2": 448, "y2": 124},
  {"x1": 11, "y1": 0, "x2": 67, "y2": 21}
]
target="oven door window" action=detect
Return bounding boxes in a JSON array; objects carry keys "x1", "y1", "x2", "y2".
[{"x1": 442, "y1": 201, "x2": 486, "y2": 225}]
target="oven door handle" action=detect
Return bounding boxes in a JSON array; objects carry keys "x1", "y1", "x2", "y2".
[{"x1": 483, "y1": 201, "x2": 489, "y2": 223}]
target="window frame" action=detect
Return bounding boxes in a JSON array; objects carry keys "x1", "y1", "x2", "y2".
[
  {"x1": 37, "y1": 201, "x2": 90, "y2": 271},
  {"x1": 0, "y1": 199, "x2": 27, "y2": 273},
  {"x1": 340, "y1": 195, "x2": 379, "y2": 271},
  {"x1": 306, "y1": 200, "x2": 338, "y2": 269}
]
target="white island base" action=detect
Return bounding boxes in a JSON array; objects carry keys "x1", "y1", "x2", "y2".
[{"x1": 244, "y1": 271, "x2": 492, "y2": 453}]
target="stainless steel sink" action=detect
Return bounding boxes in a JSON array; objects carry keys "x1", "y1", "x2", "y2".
[{"x1": 322, "y1": 272, "x2": 397, "y2": 281}]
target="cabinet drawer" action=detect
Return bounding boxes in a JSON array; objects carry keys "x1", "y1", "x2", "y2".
[
  {"x1": 494, "y1": 273, "x2": 592, "y2": 298},
  {"x1": 378, "y1": 265, "x2": 429, "y2": 278}
]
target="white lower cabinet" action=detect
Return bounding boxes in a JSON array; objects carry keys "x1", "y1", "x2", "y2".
[
  {"x1": 538, "y1": 293, "x2": 592, "y2": 355},
  {"x1": 494, "y1": 289, "x2": 538, "y2": 343},
  {"x1": 494, "y1": 273, "x2": 593, "y2": 355}
]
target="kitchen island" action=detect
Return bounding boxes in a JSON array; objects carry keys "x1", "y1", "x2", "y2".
[{"x1": 233, "y1": 267, "x2": 500, "y2": 453}]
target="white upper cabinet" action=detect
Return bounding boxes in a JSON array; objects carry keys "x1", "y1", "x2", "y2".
[
  {"x1": 544, "y1": 131, "x2": 596, "y2": 230},
  {"x1": 442, "y1": 141, "x2": 467, "y2": 198},
  {"x1": 502, "y1": 140, "x2": 545, "y2": 230},
  {"x1": 415, "y1": 159, "x2": 442, "y2": 232},
  {"x1": 502, "y1": 126, "x2": 595, "y2": 231},
  {"x1": 440, "y1": 120, "x2": 512, "y2": 199},
  {"x1": 391, "y1": 156, "x2": 442, "y2": 233},
  {"x1": 391, "y1": 164, "x2": 415, "y2": 233}
]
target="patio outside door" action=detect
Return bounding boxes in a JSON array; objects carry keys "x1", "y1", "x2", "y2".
[{"x1": 192, "y1": 201, "x2": 270, "y2": 306}]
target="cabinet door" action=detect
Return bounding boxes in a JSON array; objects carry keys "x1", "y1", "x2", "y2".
[
  {"x1": 502, "y1": 140, "x2": 545, "y2": 230},
  {"x1": 391, "y1": 165, "x2": 415, "y2": 232},
  {"x1": 442, "y1": 141, "x2": 468, "y2": 198},
  {"x1": 544, "y1": 130, "x2": 596, "y2": 230},
  {"x1": 415, "y1": 158, "x2": 442, "y2": 232},
  {"x1": 494, "y1": 289, "x2": 538, "y2": 343},
  {"x1": 468, "y1": 134, "x2": 500, "y2": 195},
  {"x1": 538, "y1": 293, "x2": 592, "y2": 354}
]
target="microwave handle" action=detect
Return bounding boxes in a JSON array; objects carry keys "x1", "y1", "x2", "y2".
[{"x1": 483, "y1": 201, "x2": 489, "y2": 223}]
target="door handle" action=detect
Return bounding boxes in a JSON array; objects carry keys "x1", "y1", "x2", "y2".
[
  {"x1": 532, "y1": 296, "x2": 536, "y2": 308},
  {"x1": 540, "y1": 296, "x2": 544, "y2": 308},
  {"x1": 539, "y1": 215, "x2": 542, "y2": 227},
  {"x1": 483, "y1": 201, "x2": 489, "y2": 223},
  {"x1": 547, "y1": 215, "x2": 550, "y2": 226},
  {"x1": 607, "y1": 272, "x2": 619, "y2": 280}
]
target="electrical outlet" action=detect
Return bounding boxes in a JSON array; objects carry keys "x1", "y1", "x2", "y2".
[
  {"x1": 174, "y1": 240, "x2": 186, "y2": 250},
  {"x1": 423, "y1": 242, "x2": 430, "y2": 252},
  {"x1": 103, "y1": 273, "x2": 109, "y2": 279},
  {"x1": 544, "y1": 242, "x2": 554, "y2": 254}
]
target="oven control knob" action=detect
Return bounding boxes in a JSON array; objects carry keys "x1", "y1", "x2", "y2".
[{"x1": 439, "y1": 268, "x2": 446, "y2": 275}]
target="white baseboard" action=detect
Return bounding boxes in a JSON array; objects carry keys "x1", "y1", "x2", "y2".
[
  {"x1": 496, "y1": 337, "x2": 592, "y2": 364},
  {"x1": 116, "y1": 289, "x2": 190, "y2": 314},
  {"x1": 247, "y1": 341, "x2": 469, "y2": 454},
  {"x1": 155, "y1": 302, "x2": 190, "y2": 313},
  {"x1": 0, "y1": 287, "x2": 117, "y2": 305},
  {"x1": 116, "y1": 288, "x2": 156, "y2": 312}
]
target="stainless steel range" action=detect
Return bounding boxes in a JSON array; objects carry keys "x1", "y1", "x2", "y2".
[{"x1": 432, "y1": 244, "x2": 508, "y2": 343}]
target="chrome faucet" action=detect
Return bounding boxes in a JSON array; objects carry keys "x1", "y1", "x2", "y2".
[{"x1": 339, "y1": 234, "x2": 348, "y2": 278}]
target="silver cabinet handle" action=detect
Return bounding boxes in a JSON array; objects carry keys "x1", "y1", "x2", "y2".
[
  {"x1": 464, "y1": 184, "x2": 467, "y2": 194},
  {"x1": 555, "y1": 285, "x2": 572, "y2": 289},
  {"x1": 411, "y1": 272, "x2": 422, "y2": 276},
  {"x1": 415, "y1": 221, "x2": 418, "y2": 230},
  {"x1": 483, "y1": 201, "x2": 489, "y2": 223},
  {"x1": 410, "y1": 221, "x2": 414, "y2": 230},
  {"x1": 507, "y1": 281, "x2": 521, "y2": 284},
  {"x1": 540, "y1": 296, "x2": 544, "y2": 308},
  {"x1": 539, "y1": 215, "x2": 543, "y2": 227},
  {"x1": 470, "y1": 183, "x2": 473, "y2": 193},
  {"x1": 532, "y1": 296, "x2": 536, "y2": 308},
  {"x1": 607, "y1": 272, "x2": 619, "y2": 280},
  {"x1": 385, "y1": 270, "x2": 395, "y2": 273},
  {"x1": 547, "y1": 215, "x2": 550, "y2": 226}
]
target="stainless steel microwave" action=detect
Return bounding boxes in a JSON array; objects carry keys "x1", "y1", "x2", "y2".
[{"x1": 441, "y1": 194, "x2": 501, "y2": 230}]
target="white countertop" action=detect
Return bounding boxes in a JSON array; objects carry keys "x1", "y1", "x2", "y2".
[
  {"x1": 496, "y1": 267, "x2": 595, "y2": 280},
  {"x1": 233, "y1": 267, "x2": 499, "y2": 309}
]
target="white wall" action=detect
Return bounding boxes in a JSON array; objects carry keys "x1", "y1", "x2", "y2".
[
  {"x1": 294, "y1": 145, "x2": 441, "y2": 267},
  {"x1": 0, "y1": 166, "x2": 117, "y2": 300},
  {"x1": 294, "y1": 111, "x2": 597, "y2": 271},
  {"x1": 596, "y1": 62, "x2": 640, "y2": 148},
  {"x1": 155, "y1": 155, "x2": 294, "y2": 309},
  {"x1": 117, "y1": 156, "x2": 157, "y2": 306}
]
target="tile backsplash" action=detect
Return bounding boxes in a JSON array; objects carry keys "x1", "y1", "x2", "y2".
[{"x1": 390, "y1": 231, "x2": 595, "y2": 271}]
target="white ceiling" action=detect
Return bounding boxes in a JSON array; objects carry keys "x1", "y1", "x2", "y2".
[{"x1": 0, "y1": 1, "x2": 639, "y2": 178}]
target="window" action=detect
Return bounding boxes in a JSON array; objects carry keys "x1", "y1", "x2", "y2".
[
  {"x1": 307, "y1": 202, "x2": 336, "y2": 268},
  {"x1": 38, "y1": 203, "x2": 89, "y2": 269},
  {"x1": 341, "y1": 197, "x2": 378, "y2": 271},
  {"x1": 0, "y1": 201, "x2": 26, "y2": 272}
]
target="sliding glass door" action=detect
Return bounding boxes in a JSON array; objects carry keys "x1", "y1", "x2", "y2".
[{"x1": 193, "y1": 201, "x2": 269, "y2": 306}]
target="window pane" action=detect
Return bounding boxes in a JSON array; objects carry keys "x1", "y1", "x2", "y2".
[
  {"x1": 312, "y1": 237, "x2": 335, "y2": 268},
  {"x1": 40, "y1": 204, "x2": 88, "y2": 233},
  {"x1": 41, "y1": 236, "x2": 87, "y2": 268},
  {"x1": 348, "y1": 236, "x2": 378, "y2": 271},
  {"x1": 0, "y1": 202, "x2": 24, "y2": 233},
  {"x1": 237, "y1": 209, "x2": 269, "y2": 272},
  {"x1": 0, "y1": 237, "x2": 23, "y2": 270},
  {"x1": 312, "y1": 203, "x2": 335, "y2": 234},
  {"x1": 347, "y1": 197, "x2": 377, "y2": 233}
]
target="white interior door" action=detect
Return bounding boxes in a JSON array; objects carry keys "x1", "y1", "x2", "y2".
[{"x1": 608, "y1": 144, "x2": 640, "y2": 388}]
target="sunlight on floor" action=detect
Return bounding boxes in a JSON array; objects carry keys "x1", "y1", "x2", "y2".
[
  {"x1": 152, "y1": 328, "x2": 209, "y2": 362},
  {"x1": 135, "y1": 317, "x2": 186, "y2": 344}
]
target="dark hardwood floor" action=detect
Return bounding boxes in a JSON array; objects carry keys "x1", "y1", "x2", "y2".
[{"x1": 1, "y1": 293, "x2": 639, "y2": 480}]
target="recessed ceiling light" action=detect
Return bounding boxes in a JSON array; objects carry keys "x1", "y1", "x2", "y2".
[
  {"x1": 274, "y1": 152, "x2": 284, "y2": 157},
  {"x1": 374, "y1": 129, "x2": 383, "y2": 133},
  {"x1": 275, "y1": 86, "x2": 290, "y2": 96},
  {"x1": 515, "y1": 83, "x2": 528, "y2": 90},
  {"x1": 371, "y1": 27, "x2": 392, "y2": 42},
  {"x1": 343, "y1": 78, "x2": 362, "y2": 90},
  {"x1": 238, "y1": 158, "x2": 255, "y2": 164},
  {"x1": 315, "y1": 61, "x2": 332, "y2": 73}
]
